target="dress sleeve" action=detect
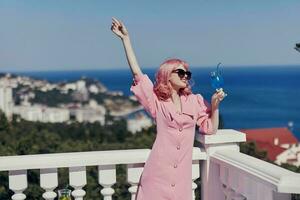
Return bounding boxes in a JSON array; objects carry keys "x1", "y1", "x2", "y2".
[
  {"x1": 195, "y1": 94, "x2": 213, "y2": 134},
  {"x1": 130, "y1": 74, "x2": 158, "y2": 119}
]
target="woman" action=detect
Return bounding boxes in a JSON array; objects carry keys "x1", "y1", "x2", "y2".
[{"x1": 111, "y1": 18, "x2": 226, "y2": 200}]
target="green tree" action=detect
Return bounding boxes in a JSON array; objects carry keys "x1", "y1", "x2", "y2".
[
  {"x1": 239, "y1": 141, "x2": 269, "y2": 161},
  {"x1": 0, "y1": 110, "x2": 9, "y2": 132}
]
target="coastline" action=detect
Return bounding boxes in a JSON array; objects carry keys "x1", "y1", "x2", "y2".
[{"x1": 1, "y1": 66, "x2": 300, "y2": 139}]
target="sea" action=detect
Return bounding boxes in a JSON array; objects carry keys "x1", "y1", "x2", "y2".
[{"x1": 12, "y1": 65, "x2": 300, "y2": 140}]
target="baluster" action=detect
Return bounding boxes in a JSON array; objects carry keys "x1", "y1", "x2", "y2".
[
  {"x1": 231, "y1": 192, "x2": 246, "y2": 200},
  {"x1": 220, "y1": 165, "x2": 229, "y2": 199},
  {"x1": 221, "y1": 167, "x2": 246, "y2": 200},
  {"x1": 40, "y1": 168, "x2": 58, "y2": 200},
  {"x1": 241, "y1": 176, "x2": 257, "y2": 200},
  {"x1": 219, "y1": 165, "x2": 228, "y2": 186},
  {"x1": 127, "y1": 163, "x2": 144, "y2": 200},
  {"x1": 274, "y1": 192, "x2": 291, "y2": 200},
  {"x1": 69, "y1": 166, "x2": 87, "y2": 200},
  {"x1": 192, "y1": 160, "x2": 200, "y2": 200},
  {"x1": 98, "y1": 165, "x2": 116, "y2": 200},
  {"x1": 9, "y1": 170, "x2": 27, "y2": 200},
  {"x1": 233, "y1": 172, "x2": 247, "y2": 200},
  {"x1": 257, "y1": 182, "x2": 272, "y2": 200},
  {"x1": 222, "y1": 184, "x2": 234, "y2": 200},
  {"x1": 228, "y1": 168, "x2": 246, "y2": 200}
]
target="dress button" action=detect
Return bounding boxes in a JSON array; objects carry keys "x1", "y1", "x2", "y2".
[
  {"x1": 179, "y1": 128, "x2": 183, "y2": 132},
  {"x1": 176, "y1": 145, "x2": 180, "y2": 150},
  {"x1": 171, "y1": 183, "x2": 175, "y2": 187},
  {"x1": 174, "y1": 164, "x2": 178, "y2": 168}
]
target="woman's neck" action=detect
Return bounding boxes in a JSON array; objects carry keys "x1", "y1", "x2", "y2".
[
  {"x1": 171, "y1": 89, "x2": 182, "y2": 113},
  {"x1": 171, "y1": 89, "x2": 180, "y2": 100}
]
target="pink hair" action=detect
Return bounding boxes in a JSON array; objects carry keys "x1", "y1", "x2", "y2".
[{"x1": 154, "y1": 58, "x2": 192, "y2": 101}]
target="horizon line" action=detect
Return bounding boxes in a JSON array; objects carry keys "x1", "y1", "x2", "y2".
[{"x1": 1, "y1": 63, "x2": 300, "y2": 73}]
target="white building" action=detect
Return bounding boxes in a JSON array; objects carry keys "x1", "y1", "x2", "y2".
[
  {"x1": 13, "y1": 105, "x2": 70, "y2": 123},
  {"x1": 42, "y1": 107, "x2": 70, "y2": 123},
  {"x1": 72, "y1": 80, "x2": 89, "y2": 102},
  {"x1": 88, "y1": 84, "x2": 99, "y2": 94},
  {"x1": 0, "y1": 85, "x2": 14, "y2": 119},
  {"x1": 61, "y1": 83, "x2": 77, "y2": 94},
  {"x1": 275, "y1": 144, "x2": 300, "y2": 166},
  {"x1": 13, "y1": 105, "x2": 43, "y2": 122},
  {"x1": 129, "y1": 95, "x2": 137, "y2": 101},
  {"x1": 127, "y1": 112, "x2": 152, "y2": 134},
  {"x1": 76, "y1": 80, "x2": 86, "y2": 91},
  {"x1": 0, "y1": 74, "x2": 18, "y2": 89},
  {"x1": 69, "y1": 101, "x2": 106, "y2": 124},
  {"x1": 241, "y1": 127, "x2": 300, "y2": 167},
  {"x1": 73, "y1": 109, "x2": 105, "y2": 124}
]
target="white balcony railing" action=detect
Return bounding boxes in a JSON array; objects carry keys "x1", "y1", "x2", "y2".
[
  {"x1": 197, "y1": 130, "x2": 300, "y2": 200},
  {"x1": 0, "y1": 129, "x2": 300, "y2": 200}
]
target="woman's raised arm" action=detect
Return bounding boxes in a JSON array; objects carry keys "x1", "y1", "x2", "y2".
[{"x1": 111, "y1": 17, "x2": 142, "y2": 76}]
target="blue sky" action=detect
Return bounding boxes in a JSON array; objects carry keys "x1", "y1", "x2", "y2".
[{"x1": 0, "y1": 0, "x2": 299, "y2": 71}]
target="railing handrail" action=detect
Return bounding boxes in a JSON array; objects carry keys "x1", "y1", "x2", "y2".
[
  {"x1": 0, "y1": 147, "x2": 207, "y2": 171},
  {"x1": 211, "y1": 149, "x2": 300, "y2": 194},
  {"x1": 0, "y1": 149, "x2": 151, "y2": 171},
  {"x1": 196, "y1": 129, "x2": 246, "y2": 145}
]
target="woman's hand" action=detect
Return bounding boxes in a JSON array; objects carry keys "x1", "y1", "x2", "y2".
[
  {"x1": 111, "y1": 17, "x2": 129, "y2": 40},
  {"x1": 110, "y1": 17, "x2": 142, "y2": 76},
  {"x1": 211, "y1": 88, "x2": 226, "y2": 109}
]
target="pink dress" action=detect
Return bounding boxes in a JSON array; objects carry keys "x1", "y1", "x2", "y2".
[{"x1": 131, "y1": 74, "x2": 213, "y2": 200}]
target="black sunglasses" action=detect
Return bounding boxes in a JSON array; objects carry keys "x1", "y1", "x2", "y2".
[{"x1": 172, "y1": 69, "x2": 192, "y2": 80}]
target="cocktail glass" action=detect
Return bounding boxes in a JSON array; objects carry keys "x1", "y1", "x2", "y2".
[{"x1": 210, "y1": 62, "x2": 227, "y2": 98}]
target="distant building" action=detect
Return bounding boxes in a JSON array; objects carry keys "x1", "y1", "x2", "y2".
[
  {"x1": 72, "y1": 80, "x2": 89, "y2": 102},
  {"x1": 0, "y1": 85, "x2": 14, "y2": 119},
  {"x1": 0, "y1": 74, "x2": 18, "y2": 88},
  {"x1": 241, "y1": 127, "x2": 300, "y2": 166},
  {"x1": 13, "y1": 105, "x2": 43, "y2": 121},
  {"x1": 107, "y1": 91, "x2": 124, "y2": 96},
  {"x1": 129, "y1": 95, "x2": 137, "y2": 101},
  {"x1": 276, "y1": 144, "x2": 300, "y2": 166},
  {"x1": 127, "y1": 112, "x2": 152, "y2": 134},
  {"x1": 76, "y1": 80, "x2": 86, "y2": 91},
  {"x1": 61, "y1": 83, "x2": 77, "y2": 94},
  {"x1": 13, "y1": 105, "x2": 70, "y2": 123},
  {"x1": 71, "y1": 108, "x2": 105, "y2": 124},
  {"x1": 42, "y1": 107, "x2": 70, "y2": 123},
  {"x1": 88, "y1": 84, "x2": 99, "y2": 94},
  {"x1": 69, "y1": 101, "x2": 106, "y2": 124}
]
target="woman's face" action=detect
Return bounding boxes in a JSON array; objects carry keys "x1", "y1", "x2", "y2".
[{"x1": 168, "y1": 65, "x2": 190, "y2": 91}]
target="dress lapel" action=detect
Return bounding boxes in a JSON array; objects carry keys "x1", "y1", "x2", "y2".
[
  {"x1": 180, "y1": 95, "x2": 195, "y2": 118},
  {"x1": 164, "y1": 95, "x2": 195, "y2": 123},
  {"x1": 164, "y1": 100, "x2": 178, "y2": 122}
]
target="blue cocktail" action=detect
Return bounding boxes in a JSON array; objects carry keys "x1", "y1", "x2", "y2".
[
  {"x1": 210, "y1": 62, "x2": 228, "y2": 99},
  {"x1": 210, "y1": 63, "x2": 224, "y2": 91}
]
